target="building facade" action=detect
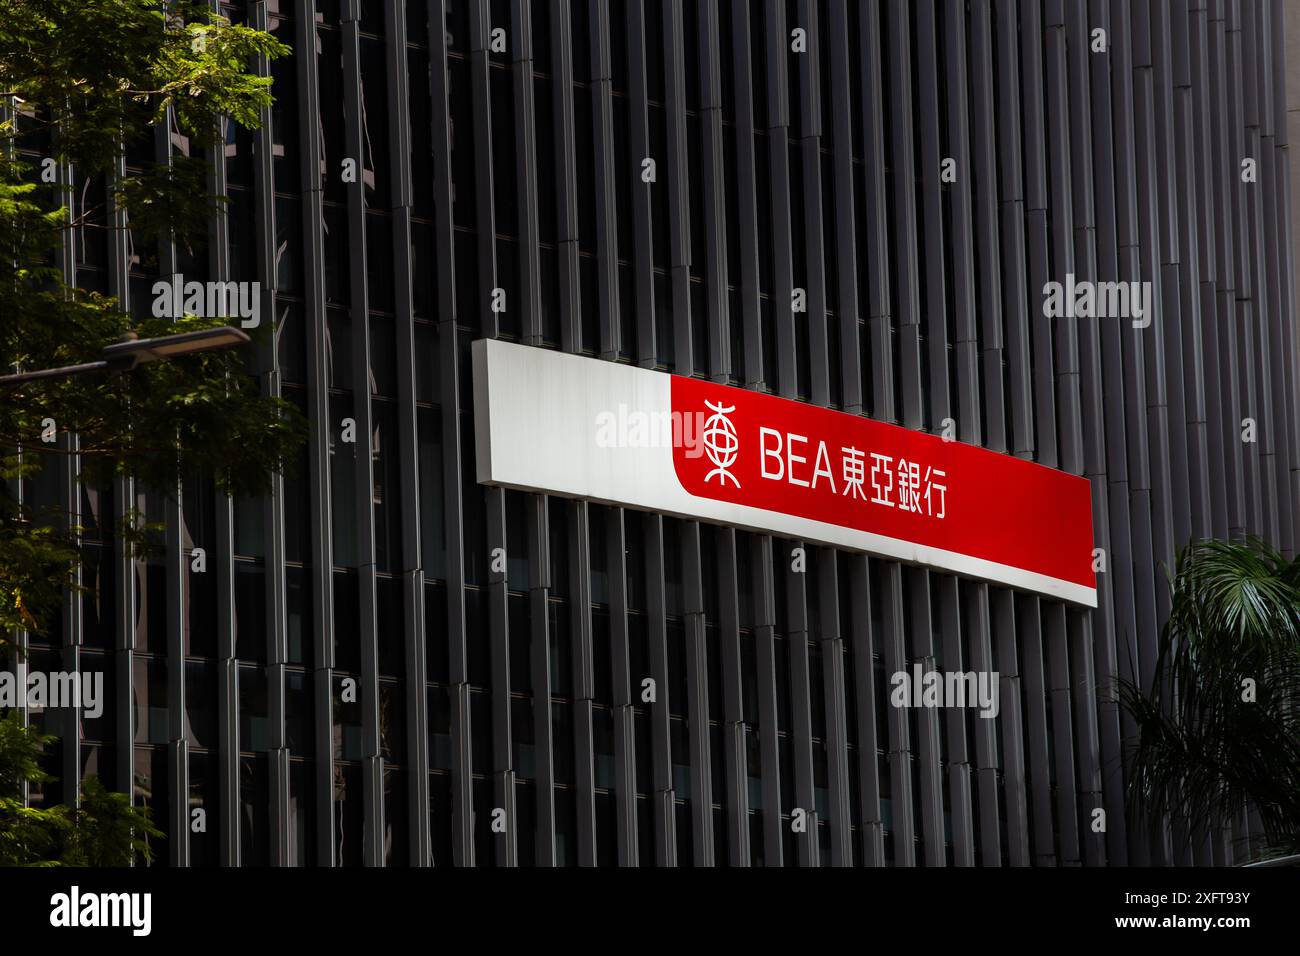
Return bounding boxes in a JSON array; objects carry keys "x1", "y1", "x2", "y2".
[{"x1": 11, "y1": 0, "x2": 1300, "y2": 866}]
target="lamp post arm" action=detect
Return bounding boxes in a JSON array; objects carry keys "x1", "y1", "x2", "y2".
[{"x1": 0, "y1": 360, "x2": 110, "y2": 386}]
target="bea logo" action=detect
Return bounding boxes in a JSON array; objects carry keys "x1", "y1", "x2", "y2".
[{"x1": 702, "y1": 400, "x2": 739, "y2": 488}]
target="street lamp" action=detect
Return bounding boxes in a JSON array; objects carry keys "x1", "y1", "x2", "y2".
[{"x1": 0, "y1": 326, "x2": 251, "y2": 386}]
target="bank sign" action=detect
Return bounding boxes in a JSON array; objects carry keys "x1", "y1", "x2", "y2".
[{"x1": 472, "y1": 339, "x2": 1097, "y2": 607}]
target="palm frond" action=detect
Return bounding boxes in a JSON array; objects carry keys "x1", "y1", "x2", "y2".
[{"x1": 1118, "y1": 537, "x2": 1300, "y2": 858}]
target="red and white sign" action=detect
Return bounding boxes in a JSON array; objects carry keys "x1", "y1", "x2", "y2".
[{"x1": 473, "y1": 339, "x2": 1096, "y2": 606}]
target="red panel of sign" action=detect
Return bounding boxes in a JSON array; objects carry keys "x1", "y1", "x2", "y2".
[{"x1": 670, "y1": 376, "x2": 1096, "y2": 594}]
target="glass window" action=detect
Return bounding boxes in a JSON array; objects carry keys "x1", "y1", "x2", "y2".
[
  {"x1": 134, "y1": 746, "x2": 169, "y2": 865},
  {"x1": 184, "y1": 660, "x2": 216, "y2": 750},
  {"x1": 289, "y1": 757, "x2": 316, "y2": 866},
  {"x1": 286, "y1": 565, "x2": 312, "y2": 667},
  {"x1": 384, "y1": 767, "x2": 408, "y2": 866},
  {"x1": 234, "y1": 561, "x2": 267, "y2": 663},
  {"x1": 286, "y1": 669, "x2": 312, "y2": 755},
  {"x1": 334, "y1": 762, "x2": 363, "y2": 866},
  {"x1": 366, "y1": 213, "x2": 395, "y2": 313},
  {"x1": 188, "y1": 750, "x2": 219, "y2": 867},
  {"x1": 133, "y1": 657, "x2": 168, "y2": 745},
  {"x1": 333, "y1": 570, "x2": 361, "y2": 674},
  {"x1": 332, "y1": 672, "x2": 363, "y2": 763},
  {"x1": 238, "y1": 663, "x2": 270, "y2": 753},
  {"x1": 418, "y1": 406, "x2": 447, "y2": 580},
  {"x1": 377, "y1": 577, "x2": 405, "y2": 678}
]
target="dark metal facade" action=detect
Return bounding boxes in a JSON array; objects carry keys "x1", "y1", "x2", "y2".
[{"x1": 13, "y1": 0, "x2": 1299, "y2": 866}]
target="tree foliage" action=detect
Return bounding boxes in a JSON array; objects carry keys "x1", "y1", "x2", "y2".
[
  {"x1": 1118, "y1": 537, "x2": 1300, "y2": 859},
  {"x1": 0, "y1": 713, "x2": 161, "y2": 866},
  {"x1": 1, "y1": 3, "x2": 299, "y2": 630},
  {"x1": 1, "y1": 0, "x2": 298, "y2": 863}
]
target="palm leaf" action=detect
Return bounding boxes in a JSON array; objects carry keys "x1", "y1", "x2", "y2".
[{"x1": 1118, "y1": 537, "x2": 1300, "y2": 858}]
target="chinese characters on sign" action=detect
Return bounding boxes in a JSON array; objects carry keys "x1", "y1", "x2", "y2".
[
  {"x1": 868, "y1": 451, "x2": 945, "y2": 517},
  {"x1": 756, "y1": 428, "x2": 948, "y2": 518}
]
